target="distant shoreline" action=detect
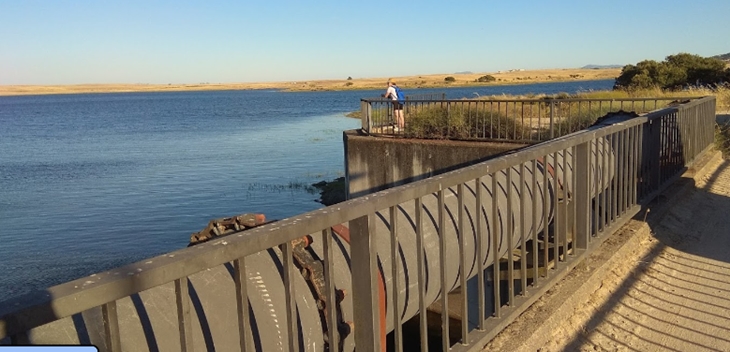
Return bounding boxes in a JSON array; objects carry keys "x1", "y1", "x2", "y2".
[{"x1": 0, "y1": 68, "x2": 621, "y2": 97}]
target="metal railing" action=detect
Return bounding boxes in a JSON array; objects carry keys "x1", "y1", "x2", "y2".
[
  {"x1": 0, "y1": 97, "x2": 716, "y2": 351},
  {"x1": 360, "y1": 97, "x2": 704, "y2": 143}
]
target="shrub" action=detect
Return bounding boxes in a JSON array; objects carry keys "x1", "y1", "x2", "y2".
[
  {"x1": 344, "y1": 82, "x2": 353, "y2": 86},
  {"x1": 404, "y1": 103, "x2": 529, "y2": 140},
  {"x1": 476, "y1": 75, "x2": 496, "y2": 82},
  {"x1": 347, "y1": 76, "x2": 353, "y2": 80},
  {"x1": 444, "y1": 76, "x2": 456, "y2": 82}
]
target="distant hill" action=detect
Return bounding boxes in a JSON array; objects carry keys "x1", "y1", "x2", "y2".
[
  {"x1": 712, "y1": 52, "x2": 730, "y2": 61},
  {"x1": 454, "y1": 71, "x2": 473, "y2": 74},
  {"x1": 581, "y1": 64, "x2": 623, "y2": 69}
]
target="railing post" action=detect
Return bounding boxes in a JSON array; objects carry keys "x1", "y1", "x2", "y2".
[
  {"x1": 575, "y1": 141, "x2": 591, "y2": 249},
  {"x1": 350, "y1": 214, "x2": 381, "y2": 351},
  {"x1": 361, "y1": 100, "x2": 372, "y2": 133},
  {"x1": 102, "y1": 301, "x2": 122, "y2": 352},
  {"x1": 175, "y1": 277, "x2": 193, "y2": 352}
]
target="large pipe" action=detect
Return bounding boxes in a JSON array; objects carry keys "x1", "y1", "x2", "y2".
[{"x1": 239, "y1": 138, "x2": 614, "y2": 351}]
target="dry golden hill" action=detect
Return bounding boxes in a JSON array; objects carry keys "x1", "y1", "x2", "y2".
[{"x1": 0, "y1": 68, "x2": 621, "y2": 96}]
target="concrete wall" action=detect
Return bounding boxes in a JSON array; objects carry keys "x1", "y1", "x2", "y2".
[{"x1": 344, "y1": 130, "x2": 529, "y2": 199}]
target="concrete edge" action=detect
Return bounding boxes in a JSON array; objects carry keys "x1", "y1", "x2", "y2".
[{"x1": 483, "y1": 149, "x2": 723, "y2": 351}]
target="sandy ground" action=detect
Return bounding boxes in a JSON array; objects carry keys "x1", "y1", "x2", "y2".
[
  {"x1": 485, "y1": 153, "x2": 730, "y2": 352},
  {"x1": 0, "y1": 68, "x2": 621, "y2": 96}
]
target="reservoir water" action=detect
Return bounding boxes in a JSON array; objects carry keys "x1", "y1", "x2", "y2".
[{"x1": 0, "y1": 79, "x2": 613, "y2": 302}]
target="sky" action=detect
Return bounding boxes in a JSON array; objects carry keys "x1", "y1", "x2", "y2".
[{"x1": 1, "y1": 0, "x2": 729, "y2": 85}]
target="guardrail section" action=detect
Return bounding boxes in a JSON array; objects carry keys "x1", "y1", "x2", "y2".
[{"x1": 361, "y1": 97, "x2": 704, "y2": 143}]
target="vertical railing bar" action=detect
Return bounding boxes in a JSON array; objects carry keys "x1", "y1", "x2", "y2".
[
  {"x1": 490, "y1": 102, "x2": 494, "y2": 138},
  {"x1": 476, "y1": 177, "x2": 486, "y2": 330},
  {"x1": 497, "y1": 101, "x2": 502, "y2": 139},
  {"x1": 438, "y1": 188, "x2": 449, "y2": 351},
  {"x1": 615, "y1": 130, "x2": 626, "y2": 218},
  {"x1": 492, "y1": 173, "x2": 501, "y2": 317},
  {"x1": 576, "y1": 102, "x2": 581, "y2": 135},
  {"x1": 561, "y1": 148, "x2": 569, "y2": 256},
  {"x1": 537, "y1": 102, "x2": 544, "y2": 141},
  {"x1": 655, "y1": 118, "x2": 662, "y2": 192},
  {"x1": 102, "y1": 301, "x2": 122, "y2": 352},
  {"x1": 458, "y1": 183, "x2": 469, "y2": 345},
  {"x1": 637, "y1": 122, "x2": 645, "y2": 205},
  {"x1": 592, "y1": 141, "x2": 599, "y2": 237},
  {"x1": 282, "y1": 241, "x2": 299, "y2": 352},
  {"x1": 175, "y1": 277, "x2": 193, "y2": 352},
  {"x1": 234, "y1": 257, "x2": 252, "y2": 352},
  {"x1": 575, "y1": 142, "x2": 591, "y2": 250},
  {"x1": 415, "y1": 197, "x2": 429, "y2": 351},
  {"x1": 549, "y1": 100, "x2": 555, "y2": 139},
  {"x1": 531, "y1": 160, "x2": 539, "y2": 281},
  {"x1": 521, "y1": 102, "x2": 526, "y2": 140},
  {"x1": 623, "y1": 128, "x2": 630, "y2": 211},
  {"x1": 506, "y1": 168, "x2": 514, "y2": 305},
  {"x1": 542, "y1": 155, "x2": 550, "y2": 270},
  {"x1": 571, "y1": 145, "x2": 577, "y2": 251},
  {"x1": 322, "y1": 228, "x2": 339, "y2": 352},
  {"x1": 480, "y1": 101, "x2": 485, "y2": 140},
  {"x1": 599, "y1": 135, "x2": 607, "y2": 230},
  {"x1": 661, "y1": 114, "x2": 667, "y2": 183},
  {"x1": 519, "y1": 163, "x2": 527, "y2": 293},
  {"x1": 638, "y1": 123, "x2": 644, "y2": 200},
  {"x1": 598, "y1": 101, "x2": 602, "y2": 119},
  {"x1": 611, "y1": 131, "x2": 623, "y2": 223},
  {"x1": 608, "y1": 134, "x2": 616, "y2": 223},
  {"x1": 566, "y1": 102, "x2": 571, "y2": 136},
  {"x1": 467, "y1": 101, "x2": 472, "y2": 139},
  {"x1": 552, "y1": 152, "x2": 560, "y2": 267},
  {"x1": 511, "y1": 101, "x2": 516, "y2": 139},
  {"x1": 629, "y1": 125, "x2": 641, "y2": 206},
  {"x1": 529, "y1": 103, "x2": 534, "y2": 142}
]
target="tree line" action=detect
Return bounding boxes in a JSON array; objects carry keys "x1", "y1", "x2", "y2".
[{"x1": 614, "y1": 53, "x2": 730, "y2": 90}]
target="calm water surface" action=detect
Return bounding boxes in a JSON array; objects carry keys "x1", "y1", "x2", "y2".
[{"x1": 0, "y1": 79, "x2": 613, "y2": 301}]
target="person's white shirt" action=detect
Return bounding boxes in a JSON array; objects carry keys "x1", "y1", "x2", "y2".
[{"x1": 385, "y1": 86, "x2": 397, "y2": 100}]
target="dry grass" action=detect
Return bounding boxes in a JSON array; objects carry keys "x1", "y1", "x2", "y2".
[{"x1": 0, "y1": 68, "x2": 621, "y2": 97}]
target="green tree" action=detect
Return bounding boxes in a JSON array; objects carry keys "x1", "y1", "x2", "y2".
[
  {"x1": 614, "y1": 53, "x2": 728, "y2": 90},
  {"x1": 476, "y1": 75, "x2": 496, "y2": 82}
]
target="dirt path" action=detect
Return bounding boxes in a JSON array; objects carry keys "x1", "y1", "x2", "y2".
[
  {"x1": 535, "y1": 156, "x2": 730, "y2": 351},
  {"x1": 483, "y1": 152, "x2": 730, "y2": 351}
]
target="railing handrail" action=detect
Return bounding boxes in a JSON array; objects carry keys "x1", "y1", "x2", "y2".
[
  {"x1": 0, "y1": 96, "x2": 717, "y2": 346},
  {"x1": 360, "y1": 96, "x2": 703, "y2": 103}
]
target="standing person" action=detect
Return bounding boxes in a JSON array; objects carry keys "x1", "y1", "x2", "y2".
[{"x1": 383, "y1": 80, "x2": 405, "y2": 131}]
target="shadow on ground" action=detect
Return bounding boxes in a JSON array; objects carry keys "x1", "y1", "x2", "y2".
[{"x1": 561, "y1": 159, "x2": 730, "y2": 352}]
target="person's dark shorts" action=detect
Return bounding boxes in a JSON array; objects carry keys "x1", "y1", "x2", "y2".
[{"x1": 393, "y1": 101, "x2": 403, "y2": 110}]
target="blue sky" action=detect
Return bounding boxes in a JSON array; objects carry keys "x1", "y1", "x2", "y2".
[{"x1": 1, "y1": 0, "x2": 728, "y2": 85}]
